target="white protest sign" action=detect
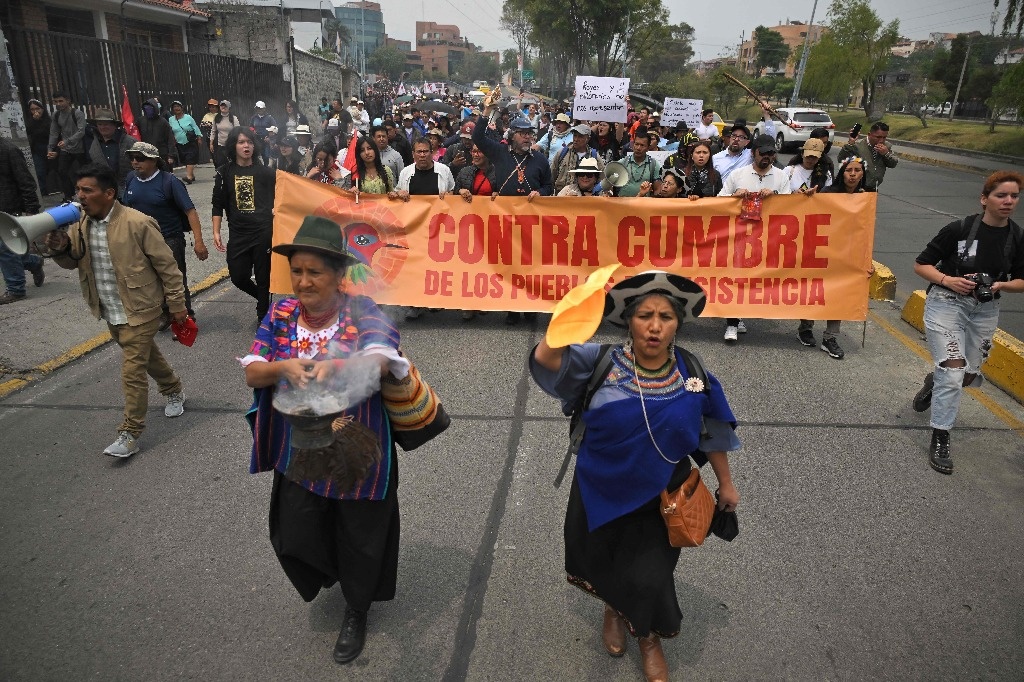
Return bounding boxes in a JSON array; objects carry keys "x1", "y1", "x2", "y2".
[
  {"x1": 573, "y1": 76, "x2": 630, "y2": 123},
  {"x1": 646, "y1": 151, "x2": 671, "y2": 167},
  {"x1": 660, "y1": 98, "x2": 702, "y2": 128}
]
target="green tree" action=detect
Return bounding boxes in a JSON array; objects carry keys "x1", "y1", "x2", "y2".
[
  {"x1": 367, "y1": 46, "x2": 407, "y2": 80},
  {"x1": 500, "y1": 1, "x2": 532, "y2": 67},
  {"x1": 707, "y1": 66, "x2": 743, "y2": 116},
  {"x1": 634, "y1": 22, "x2": 695, "y2": 82},
  {"x1": 798, "y1": 37, "x2": 857, "y2": 107},
  {"x1": 453, "y1": 51, "x2": 500, "y2": 84},
  {"x1": 512, "y1": 0, "x2": 669, "y2": 77},
  {"x1": 753, "y1": 26, "x2": 791, "y2": 75},
  {"x1": 987, "y1": 61, "x2": 1024, "y2": 130},
  {"x1": 323, "y1": 18, "x2": 351, "y2": 54},
  {"x1": 822, "y1": 0, "x2": 900, "y2": 117},
  {"x1": 308, "y1": 46, "x2": 338, "y2": 62},
  {"x1": 995, "y1": 0, "x2": 1024, "y2": 36}
]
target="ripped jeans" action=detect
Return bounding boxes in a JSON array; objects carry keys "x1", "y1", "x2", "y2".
[{"x1": 922, "y1": 287, "x2": 999, "y2": 430}]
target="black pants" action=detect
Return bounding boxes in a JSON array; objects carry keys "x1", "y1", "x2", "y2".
[
  {"x1": 163, "y1": 234, "x2": 193, "y2": 317},
  {"x1": 57, "y1": 151, "x2": 86, "y2": 200},
  {"x1": 226, "y1": 228, "x2": 272, "y2": 321}
]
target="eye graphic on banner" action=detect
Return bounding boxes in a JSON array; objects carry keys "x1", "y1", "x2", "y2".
[{"x1": 274, "y1": 174, "x2": 409, "y2": 296}]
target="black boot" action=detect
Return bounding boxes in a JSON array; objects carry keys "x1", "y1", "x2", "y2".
[
  {"x1": 333, "y1": 607, "x2": 367, "y2": 664},
  {"x1": 913, "y1": 372, "x2": 934, "y2": 412},
  {"x1": 928, "y1": 429, "x2": 953, "y2": 474}
]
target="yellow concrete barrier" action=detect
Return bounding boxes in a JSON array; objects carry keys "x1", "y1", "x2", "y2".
[
  {"x1": 901, "y1": 288, "x2": 1024, "y2": 404},
  {"x1": 869, "y1": 260, "x2": 896, "y2": 301}
]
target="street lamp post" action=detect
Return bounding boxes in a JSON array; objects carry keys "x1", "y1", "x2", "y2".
[{"x1": 791, "y1": 0, "x2": 819, "y2": 105}]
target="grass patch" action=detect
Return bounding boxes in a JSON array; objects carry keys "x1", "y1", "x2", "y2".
[{"x1": 726, "y1": 104, "x2": 1024, "y2": 158}]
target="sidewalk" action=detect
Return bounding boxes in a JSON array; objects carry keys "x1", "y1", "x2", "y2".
[{"x1": 888, "y1": 139, "x2": 1024, "y2": 174}]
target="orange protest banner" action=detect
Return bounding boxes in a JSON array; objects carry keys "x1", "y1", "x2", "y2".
[{"x1": 272, "y1": 171, "x2": 876, "y2": 320}]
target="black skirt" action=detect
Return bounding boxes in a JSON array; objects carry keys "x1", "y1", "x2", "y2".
[
  {"x1": 564, "y1": 458, "x2": 692, "y2": 638},
  {"x1": 269, "y1": 448, "x2": 400, "y2": 611}
]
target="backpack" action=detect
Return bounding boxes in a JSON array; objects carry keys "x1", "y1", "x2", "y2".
[
  {"x1": 553, "y1": 344, "x2": 710, "y2": 487},
  {"x1": 124, "y1": 170, "x2": 192, "y2": 232}
]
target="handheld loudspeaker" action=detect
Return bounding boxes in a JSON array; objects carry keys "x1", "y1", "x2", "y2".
[
  {"x1": 0, "y1": 203, "x2": 81, "y2": 255},
  {"x1": 603, "y1": 161, "x2": 630, "y2": 188}
]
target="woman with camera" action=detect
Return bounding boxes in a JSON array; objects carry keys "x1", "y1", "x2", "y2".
[{"x1": 912, "y1": 171, "x2": 1024, "y2": 474}]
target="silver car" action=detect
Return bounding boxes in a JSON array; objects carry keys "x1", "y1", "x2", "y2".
[{"x1": 753, "y1": 107, "x2": 835, "y2": 152}]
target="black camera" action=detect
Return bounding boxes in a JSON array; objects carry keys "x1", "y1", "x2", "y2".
[{"x1": 965, "y1": 273, "x2": 995, "y2": 302}]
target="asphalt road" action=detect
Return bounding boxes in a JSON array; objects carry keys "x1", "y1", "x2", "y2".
[{"x1": 1, "y1": 156, "x2": 1023, "y2": 680}]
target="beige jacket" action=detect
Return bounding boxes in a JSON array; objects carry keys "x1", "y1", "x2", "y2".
[{"x1": 52, "y1": 202, "x2": 185, "y2": 326}]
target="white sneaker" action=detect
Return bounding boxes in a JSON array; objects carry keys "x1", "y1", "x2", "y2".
[
  {"x1": 737, "y1": 320, "x2": 747, "y2": 333},
  {"x1": 165, "y1": 392, "x2": 185, "y2": 418},
  {"x1": 723, "y1": 326, "x2": 738, "y2": 343},
  {"x1": 104, "y1": 431, "x2": 139, "y2": 458}
]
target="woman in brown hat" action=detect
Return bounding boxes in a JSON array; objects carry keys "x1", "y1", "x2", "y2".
[{"x1": 241, "y1": 215, "x2": 409, "y2": 667}]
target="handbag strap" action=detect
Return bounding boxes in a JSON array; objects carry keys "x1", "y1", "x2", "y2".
[{"x1": 554, "y1": 344, "x2": 614, "y2": 488}]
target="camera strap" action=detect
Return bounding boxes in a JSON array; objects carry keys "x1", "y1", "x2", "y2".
[{"x1": 957, "y1": 214, "x2": 1018, "y2": 280}]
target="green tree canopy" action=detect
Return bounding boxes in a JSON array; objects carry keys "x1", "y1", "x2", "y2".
[
  {"x1": 367, "y1": 46, "x2": 407, "y2": 80},
  {"x1": 988, "y1": 61, "x2": 1024, "y2": 130},
  {"x1": 822, "y1": 0, "x2": 899, "y2": 116},
  {"x1": 995, "y1": 0, "x2": 1024, "y2": 36},
  {"x1": 634, "y1": 22, "x2": 695, "y2": 82},
  {"x1": 753, "y1": 26, "x2": 791, "y2": 74}
]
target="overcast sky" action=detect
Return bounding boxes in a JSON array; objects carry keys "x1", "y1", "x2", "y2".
[{"x1": 367, "y1": 0, "x2": 1003, "y2": 58}]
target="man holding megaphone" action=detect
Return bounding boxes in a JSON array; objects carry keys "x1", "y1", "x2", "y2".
[{"x1": 45, "y1": 163, "x2": 188, "y2": 459}]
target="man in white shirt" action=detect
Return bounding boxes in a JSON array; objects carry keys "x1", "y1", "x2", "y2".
[
  {"x1": 716, "y1": 134, "x2": 793, "y2": 344},
  {"x1": 693, "y1": 109, "x2": 721, "y2": 140},
  {"x1": 352, "y1": 100, "x2": 370, "y2": 134},
  {"x1": 712, "y1": 106, "x2": 777, "y2": 181},
  {"x1": 719, "y1": 134, "x2": 793, "y2": 197}
]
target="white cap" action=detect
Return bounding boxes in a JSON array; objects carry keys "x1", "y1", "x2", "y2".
[
  {"x1": 255, "y1": 100, "x2": 266, "y2": 108},
  {"x1": 266, "y1": 125, "x2": 278, "y2": 134}
]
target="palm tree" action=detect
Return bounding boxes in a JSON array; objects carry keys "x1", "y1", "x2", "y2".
[{"x1": 323, "y1": 18, "x2": 352, "y2": 54}]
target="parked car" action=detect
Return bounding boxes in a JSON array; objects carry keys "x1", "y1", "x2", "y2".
[
  {"x1": 753, "y1": 107, "x2": 835, "y2": 152},
  {"x1": 711, "y1": 112, "x2": 726, "y2": 136}
]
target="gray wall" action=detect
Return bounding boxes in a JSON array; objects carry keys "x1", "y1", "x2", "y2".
[{"x1": 293, "y1": 49, "x2": 357, "y2": 116}]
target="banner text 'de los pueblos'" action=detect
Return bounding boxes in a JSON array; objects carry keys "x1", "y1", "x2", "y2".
[{"x1": 272, "y1": 171, "x2": 877, "y2": 320}]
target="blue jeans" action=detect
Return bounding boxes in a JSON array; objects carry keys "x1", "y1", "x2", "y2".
[
  {"x1": 922, "y1": 287, "x2": 998, "y2": 430},
  {"x1": 0, "y1": 242, "x2": 42, "y2": 296}
]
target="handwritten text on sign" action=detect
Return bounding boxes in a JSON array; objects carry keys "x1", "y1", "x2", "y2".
[
  {"x1": 660, "y1": 98, "x2": 703, "y2": 128},
  {"x1": 272, "y1": 172, "x2": 877, "y2": 321},
  {"x1": 573, "y1": 76, "x2": 630, "y2": 123}
]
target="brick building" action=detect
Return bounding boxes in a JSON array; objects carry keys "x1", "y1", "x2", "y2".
[{"x1": 738, "y1": 21, "x2": 826, "y2": 78}]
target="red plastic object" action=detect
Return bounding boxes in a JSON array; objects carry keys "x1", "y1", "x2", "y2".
[{"x1": 171, "y1": 317, "x2": 198, "y2": 347}]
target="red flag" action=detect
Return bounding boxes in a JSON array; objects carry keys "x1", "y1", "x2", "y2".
[
  {"x1": 342, "y1": 131, "x2": 360, "y2": 181},
  {"x1": 121, "y1": 85, "x2": 139, "y2": 139}
]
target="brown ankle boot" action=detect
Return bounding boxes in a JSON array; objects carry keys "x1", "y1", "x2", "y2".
[
  {"x1": 639, "y1": 634, "x2": 669, "y2": 682},
  {"x1": 602, "y1": 605, "x2": 627, "y2": 657}
]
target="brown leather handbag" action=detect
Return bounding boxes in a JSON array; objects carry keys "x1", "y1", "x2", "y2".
[{"x1": 659, "y1": 466, "x2": 715, "y2": 547}]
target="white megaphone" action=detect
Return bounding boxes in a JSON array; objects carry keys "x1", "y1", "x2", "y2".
[
  {"x1": 0, "y1": 202, "x2": 81, "y2": 255},
  {"x1": 603, "y1": 161, "x2": 630, "y2": 189}
]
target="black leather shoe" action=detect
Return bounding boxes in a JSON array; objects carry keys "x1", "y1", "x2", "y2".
[{"x1": 333, "y1": 607, "x2": 367, "y2": 664}]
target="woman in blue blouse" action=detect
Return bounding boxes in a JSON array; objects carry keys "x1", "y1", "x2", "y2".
[
  {"x1": 531, "y1": 272, "x2": 741, "y2": 682},
  {"x1": 241, "y1": 216, "x2": 409, "y2": 666}
]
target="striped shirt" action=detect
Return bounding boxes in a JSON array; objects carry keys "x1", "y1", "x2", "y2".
[{"x1": 88, "y1": 210, "x2": 127, "y2": 325}]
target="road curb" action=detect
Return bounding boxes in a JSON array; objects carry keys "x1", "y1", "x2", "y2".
[
  {"x1": 0, "y1": 267, "x2": 230, "y2": 401},
  {"x1": 897, "y1": 152, "x2": 991, "y2": 176},
  {"x1": 869, "y1": 261, "x2": 896, "y2": 301},
  {"x1": 901, "y1": 289, "x2": 1024, "y2": 405}
]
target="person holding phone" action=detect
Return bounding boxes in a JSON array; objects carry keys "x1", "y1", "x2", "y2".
[{"x1": 838, "y1": 122, "x2": 898, "y2": 191}]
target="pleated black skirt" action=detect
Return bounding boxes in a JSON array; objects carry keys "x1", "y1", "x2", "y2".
[
  {"x1": 269, "y1": 449, "x2": 400, "y2": 611},
  {"x1": 563, "y1": 459, "x2": 692, "y2": 638}
]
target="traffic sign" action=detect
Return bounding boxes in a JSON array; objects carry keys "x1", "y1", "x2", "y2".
[{"x1": 522, "y1": 69, "x2": 534, "y2": 80}]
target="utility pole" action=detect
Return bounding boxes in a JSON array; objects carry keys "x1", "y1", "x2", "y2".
[
  {"x1": 949, "y1": 35, "x2": 972, "y2": 121},
  {"x1": 791, "y1": 0, "x2": 819, "y2": 104}
]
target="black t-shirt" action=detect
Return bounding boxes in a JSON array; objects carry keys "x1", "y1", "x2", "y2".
[
  {"x1": 916, "y1": 215, "x2": 1024, "y2": 281},
  {"x1": 408, "y1": 166, "x2": 439, "y2": 196},
  {"x1": 211, "y1": 163, "x2": 276, "y2": 235}
]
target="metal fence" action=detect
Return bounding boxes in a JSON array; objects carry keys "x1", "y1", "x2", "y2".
[{"x1": 7, "y1": 27, "x2": 291, "y2": 122}]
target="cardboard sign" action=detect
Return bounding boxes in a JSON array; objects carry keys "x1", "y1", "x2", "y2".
[
  {"x1": 273, "y1": 171, "x2": 876, "y2": 321},
  {"x1": 660, "y1": 98, "x2": 703, "y2": 127},
  {"x1": 573, "y1": 76, "x2": 630, "y2": 123}
]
